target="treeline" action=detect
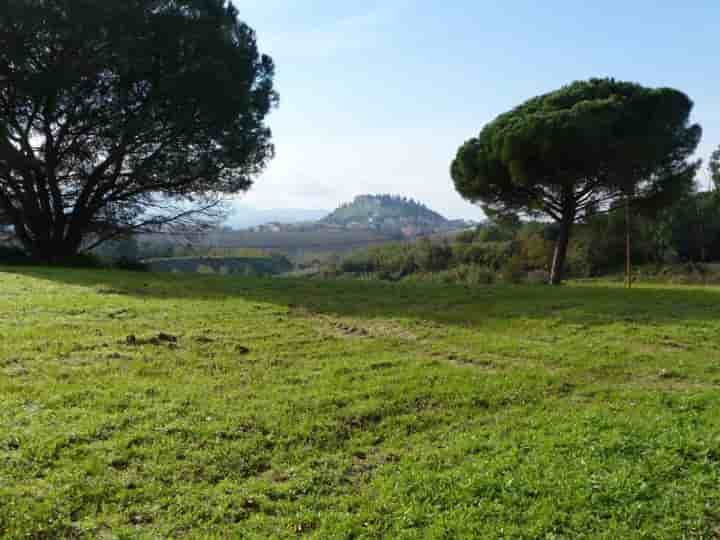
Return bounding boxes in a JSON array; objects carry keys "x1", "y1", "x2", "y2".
[
  {"x1": 327, "y1": 189, "x2": 720, "y2": 285},
  {"x1": 90, "y1": 231, "x2": 395, "y2": 262},
  {"x1": 93, "y1": 237, "x2": 266, "y2": 261}
]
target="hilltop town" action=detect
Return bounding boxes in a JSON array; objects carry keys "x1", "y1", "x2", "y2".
[{"x1": 247, "y1": 194, "x2": 474, "y2": 238}]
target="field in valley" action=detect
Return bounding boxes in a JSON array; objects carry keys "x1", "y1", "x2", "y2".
[{"x1": 1, "y1": 268, "x2": 720, "y2": 538}]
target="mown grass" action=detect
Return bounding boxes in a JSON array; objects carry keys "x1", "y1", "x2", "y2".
[{"x1": 1, "y1": 267, "x2": 720, "y2": 539}]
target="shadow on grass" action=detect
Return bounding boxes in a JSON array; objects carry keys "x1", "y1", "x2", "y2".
[{"x1": 4, "y1": 265, "x2": 720, "y2": 328}]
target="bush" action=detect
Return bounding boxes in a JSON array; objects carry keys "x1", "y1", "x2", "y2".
[
  {"x1": 526, "y1": 270, "x2": 550, "y2": 285},
  {"x1": 35, "y1": 253, "x2": 104, "y2": 268},
  {"x1": 454, "y1": 229, "x2": 478, "y2": 244},
  {"x1": 453, "y1": 241, "x2": 512, "y2": 270},
  {"x1": 565, "y1": 238, "x2": 594, "y2": 278},
  {"x1": 402, "y1": 265, "x2": 496, "y2": 286},
  {"x1": 341, "y1": 252, "x2": 375, "y2": 273},
  {"x1": 0, "y1": 245, "x2": 29, "y2": 265},
  {"x1": 321, "y1": 262, "x2": 341, "y2": 279},
  {"x1": 414, "y1": 238, "x2": 452, "y2": 272},
  {"x1": 500, "y1": 255, "x2": 525, "y2": 284},
  {"x1": 113, "y1": 257, "x2": 148, "y2": 272},
  {"x1": 477, "y1": 225, "x2": 515, "y2": 243},
  {"x1": 0, "y1": 245, "x2": 112, "y2": 268},
  {"x1": 516, "y1": 226, "x2": 553, "y2": 271},
  {"x1": 453, "y1": 264, "x2": 495, "y2": 285},
  {"x1": 374, "y1": 245, "x2": 417, "y2": 275}
]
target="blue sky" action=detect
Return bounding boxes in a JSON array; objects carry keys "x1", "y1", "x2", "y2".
[{"x1": 237, "y1": 1, "x2": 719, "y2": 219}]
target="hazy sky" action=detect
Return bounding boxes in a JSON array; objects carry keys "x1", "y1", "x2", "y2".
[{"x1": 236, "y1": 1, "x2": 719, "y2": 219}]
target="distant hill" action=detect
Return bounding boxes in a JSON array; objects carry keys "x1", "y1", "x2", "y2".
[
  {"x1": 322, "y1": 194, "x2": 448, "y2": 227},
  {"x1": 226, "y1": 204, "x2": 330, "y2": 230}
]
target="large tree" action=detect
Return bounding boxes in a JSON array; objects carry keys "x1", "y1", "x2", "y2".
[
  {"x1": 0, "y1": 0, "x2": 277, "y2": 261},
  {"x1": 451, "y1": 78, "x2": 701, "y2": 284}
]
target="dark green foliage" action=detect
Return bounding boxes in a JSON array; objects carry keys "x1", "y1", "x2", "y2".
[
  {"x1": 0, "y1": 244, "x2": 28, "y2": 264},
  {"x1": 563, "y1": 191, "x2": 720, "y2": 275},
  {"x1": 39, "y1": 253, "x2": 105, "y2": 268},
  {"x1": 340, "y1": 253, "x2": 376, "y2": 274},
  {"x1": 341, "y1": 243, "x2": 417, "y2": 277},
  {"x1": 654, "y1": 191, "x2": 720, "y2": 262},
  {"x1": 166, "y1": 229, "x2": 394, "y2": 251},
  {"x1": 414, "y1": 238, "x2": 453, "y2": 272},
  {"x1": 515, "y1": 223, "x2": 553, "y2": 270},
  {"x1": 711, "y1": 146, "x2": 720, "y2": 190},
  {"x1": 452, "y1": 241, "x2": 512, "y2": 271},
  {"x1": 476, "y1": 225, "x2": 516, "y2": 243},
  {"x1": 0, "y1": 242, "x2": 149, "y2": 269},
  {"x1": 112, "y1": 257, "x2": 148, "y2": 272},
  {"x1": 338, "y1": 235, "x2": 513, "y2": 283},
  {"x1": 453, "y1": 229, "x2": 478, "y2": 244},
  {"x1": 451, "y1": 78, "x2": 702, "y2": 284},
  {"x1": 500, "y1": 254, "x2": 526, "y2": 284},
  {"x1": 0, "y1": 0, "x2": 276, "y2": 262},
  {"x1": 404, "y1": 263, "x2": 496, "y2": 285},
  {"x1": 145, "y1": 255, "x2": 292, "y2": 276}
]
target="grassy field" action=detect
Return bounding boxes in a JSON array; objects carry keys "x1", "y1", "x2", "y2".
[{"x1": 1, "y1": 268, "x2": 720, "y2": 539}]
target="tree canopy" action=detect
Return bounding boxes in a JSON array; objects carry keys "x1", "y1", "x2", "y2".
[
  {"x1": 0, "y1": 0, "x2": 277, "y2": 261},
  {"x1": 451, "y1": 78, "x2": 702, "y2": 284}
]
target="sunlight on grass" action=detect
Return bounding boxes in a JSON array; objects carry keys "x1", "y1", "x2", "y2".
[{"x1": 1, "y1": 267, "x2": 720, "y2": 538}]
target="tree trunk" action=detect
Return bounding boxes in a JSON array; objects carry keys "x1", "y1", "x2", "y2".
[
  {"x1": 15, "y1": 220, "x2": 83, "y2": 264},
  {"x1": 625, "y1": 195, "x2": 632, "y2": 289},
  {"x1": 550, "y1": 218, "x2": 573, "y2": 286}
]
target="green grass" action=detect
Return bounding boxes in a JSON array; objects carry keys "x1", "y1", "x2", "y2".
[{"x1": 1, "y1": 267, "x2": 720, "y2": 539}]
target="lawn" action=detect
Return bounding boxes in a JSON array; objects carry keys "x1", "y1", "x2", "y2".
[{"x1": 1, "y1": 267, "x2": 720, "y2": 539}]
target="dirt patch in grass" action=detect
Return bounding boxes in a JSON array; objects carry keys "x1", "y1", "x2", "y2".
[
  {"x1": 125, "y1": 332, "x2": 179, "y2": 347},
  {"x1": 289, "y1": 306, "x2": 419, "y2": 342},
  {"x1": 346, "y1": 450, "x2": 401, "y2": 484}
]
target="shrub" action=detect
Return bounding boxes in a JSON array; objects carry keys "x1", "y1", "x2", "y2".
[
  {"x1": 401, "y1": 264, "x2": 496, "y2": 286},
  {"x1": 516, "y1": 226, "x2": 553, "y2": 271},
  {"x1": 341, "y1": 252, "x2": 375, "y2": 274},
  {"x1": 500, "y1": 255, "x2": 526, "y2": 284},
  {"x1": 113, "y1": 257, "x2": 148, "y2": 272},
  {"x1": 414, "y1": 238, "x2": 452, "y2": 272},
  {"x1": 321, "y1": 262, "x2": 341, "y2": 279},
  {"x1": 477, "y1": 225, "x2": 514, "y2": 243},
  {"x1": 454, "y1": 229, "x2": 478, "y2": 244},
  {"x1": 455, "y1": 265, "x2": 495, "y2": 285},
  {"x1": 453, "y1": 241, "x2": 512, "y2": 270},
  {"x1": 0, "y1": 245, "x2": 111, "y2": 269},
  {"x1": 51, "y1": 254, "x2": 104, "y2": 268},
  {"x1": 0, "y1": 245, "x2": 29, "y2": 265},
  {"x1": 526, "y1": 270, "x2": 550, "y2": 285}
]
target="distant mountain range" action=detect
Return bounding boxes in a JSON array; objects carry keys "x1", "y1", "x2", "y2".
[{"x1": 226, "y1": 205, "x2": 330, "y2": 229}]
